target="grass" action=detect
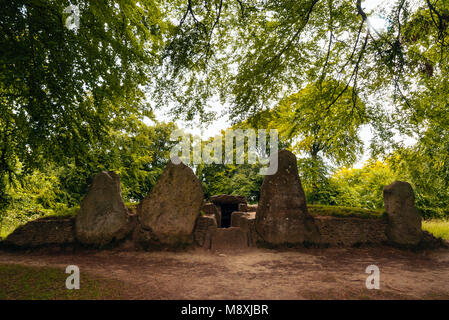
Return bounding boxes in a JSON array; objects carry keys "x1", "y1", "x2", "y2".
[
  {"x1": 308, "y1": 204, "x2": 385, "y2": 219},
  {"x1": 422, "y1": 220, "x2": 449, "y2": 240},
  {"x1": 0, "y1": 264, "x2": 125, "y2": 300}
]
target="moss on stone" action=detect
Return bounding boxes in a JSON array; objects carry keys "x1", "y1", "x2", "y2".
[{"x1": 308, "y1": 205, "x2": 385, "y2": 219}]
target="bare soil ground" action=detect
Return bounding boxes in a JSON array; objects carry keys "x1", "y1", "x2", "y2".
[{"x1": 1, "y1": 246, "x2": 449, "y2": 300}]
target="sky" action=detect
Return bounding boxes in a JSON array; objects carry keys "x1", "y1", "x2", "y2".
[{"x1": 151, "y1": 0, "x2": 410, "y2": 169}]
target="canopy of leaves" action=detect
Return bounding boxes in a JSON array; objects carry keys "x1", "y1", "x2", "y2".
[
  {"x1": 0, "y1": 0, "x2": 168, "y2": 182},
  {"x1": 1, "y1": 0, "x2": 449, "y2": 228}
]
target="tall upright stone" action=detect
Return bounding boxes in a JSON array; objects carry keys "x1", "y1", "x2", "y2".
[
  {"x1": 76, "y1": 171, "x2": 133, "y2": 246},
  {"x1": 384, "y1": 181, "x2": 423, "y2": 245},
  {"x1": 255, "y1": 150, "x2": 320, "y2": 245},
  {"x1": 136, "y1": 161, "x2": 204, "y2": 247}
]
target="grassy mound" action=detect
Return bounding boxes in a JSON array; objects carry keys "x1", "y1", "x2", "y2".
[
  {"x1": 422, "y1": 220, "x2": 449, "y2": 240},
  {"x1": 0, "y1": 206, "x2": 80, "y2": 240},
  {"x1": 308, "y1": 204, "x2": 385, "y2": 219},
  {"x1": 0, "y1": 264, "x2": 125, "y2": 300}
]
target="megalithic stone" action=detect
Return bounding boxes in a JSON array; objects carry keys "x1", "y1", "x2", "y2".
[
  {"x1": 136, "y1": 160, "x2": 204, "y2": 247},
  {"x1": 76, "y1": 171, "x2": 133, "y2": 246},
  {"x1": 384, "y1": 181, "x2": 423, "y2": 245},
  {"x1": 255, "y1": 150, "x2": 320, "y2": 245}
]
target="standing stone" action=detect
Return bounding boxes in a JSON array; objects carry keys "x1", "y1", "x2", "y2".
[
  {"x1": 136, "y1": 161, "x2": 204, "y2": 246},
  {"x1": 255, "y1": 150, "x2": 320, "y2": 245},
  {"x1": 76, "y1": 171, "x2": 133, "y2": 246},
  {"x1": 202, "y1": 203, "x2": 222, "y2": 228},
  {"x1": 231, "y1": 211, "x2": 260, "y2": 246},
  {"x1": 194, "y1": 215, "x2": 217, "y2": 248},
  {"x1": 384, "y1": 181, "x2": 423, "y2": 245}
]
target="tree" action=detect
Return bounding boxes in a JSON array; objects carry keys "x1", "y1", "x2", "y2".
[
  {"x1": 272, "y1": 80, "x2": 367, "y2": 166},
  {"x1": 329, "y1": 160, "x2": 401, "y2": 210},
  {"x1": 0, "y1": 0, "x2": 168, "y2": 209},
  {"x1": 154, "y1": 1, "x2": 448, "y2": 169},
  {"x1": 237, "y1": 80, "x2": 367, "y2": 202},
  {"x1": 0, "y1": 119, "x2": 176, "y2": 237},
  {"x1": 153, "y1": 0, "x2": 448, "y2": 210},
  {"x1": 199, "y1": 163, "x2": 263, "y2": 203},
  {"x1": 55, "y1": 118, "x2": 176, "y2": 205},
  {"x1": 389, "y1": 129, "x2": 449, "y2": 218},
  {"x1": 189, "y1": 129, "x2": 266, "y2": 202},
  {"x1": 153, "y1": 1, "x2": 442, "y2": 118}
]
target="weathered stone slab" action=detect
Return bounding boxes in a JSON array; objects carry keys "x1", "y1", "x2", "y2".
[
  {"x1": 231, "y1": 211, "x2": 260, "y2": 246},
  {"x1": 194, "y1": 215, "x2": 217, "y2": 248},
  {"x1": 136, "y1": 161, "x2": 204, "y2": 246},
  {"x1": 202, "y1": 203, "x2": 222, "y2": 228},
  {"x1": 211, "y1": 227, "x2": 248, "y2": 251},
  {"x1": 76, "y1": 171, "x2": 133, "y2": 246},
  {"x1": 210, "y1": 194, "x2": 247, "y2": 205},
  {"x1": 384, "y1": 181, "x2": 423, "y2": 246},
  {"x1": 255, "y1": 150, "x2": 320, "y2": 245},
  {"x1": 231, "y1": 211, "x2": 252, "y2": 229}
]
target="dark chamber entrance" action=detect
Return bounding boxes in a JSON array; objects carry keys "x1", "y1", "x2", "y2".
[
  {"x1": 210, "y1": 194, "x2": 248, "y2": 229},
  {"x1": 220, "y1": 203, "x2": 238, "y2": 228}
]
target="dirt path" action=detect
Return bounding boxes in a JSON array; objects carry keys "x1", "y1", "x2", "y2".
[{"x1": 1, "y1": 246, "x2": 449, "y2": 299}]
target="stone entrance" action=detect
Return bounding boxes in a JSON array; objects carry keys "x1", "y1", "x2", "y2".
[
  {"x1": 219, "y1": 203, "x2": 238, "y2": 228},
  {"x1": 210, "y1": 195, "x2": 247, "y2": 228}
]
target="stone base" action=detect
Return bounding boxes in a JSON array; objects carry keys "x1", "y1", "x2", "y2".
[
  {"x1": 314, "y1": 216, "x2": 388, "y2": 247},
  {"x1": 211, "y1": 227, "x2": 248, "y2": 251}
]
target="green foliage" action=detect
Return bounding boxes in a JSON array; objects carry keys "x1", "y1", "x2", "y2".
[
  {"x1": 56, "y1": 119, "x2": 176, "y2": 205},
  {"x1": 157, "y1": 0, "x2": 366, "y2": 122},
  {"x1": 298, "y1": 157, "x2": 335, "y2": 205},
  {"x1": 0, "y1": 120, "x2": 176, "y2": 238},
  {"x1": 323, "y1": 157, "x2": 449, "y2": 219},
  {"x1": 0, "y1": 167, "x2": 74, "y2": 239},
  {"x1": 199, "y1": 163, "x2": 263, "y2": 203},
  {"x1": 273, "y1": 81, "x2": 368, "y2": 167},
  {"x1": 422, "y1": 220, "x2": 449, "y2": 240},
  {"x1": 0, "y1": 0, "x2": 169, "y2": 209},
  {"x1": 190, "y1": 128, "x2": 267, "y2": 203},
  {"x1": 328, "y1": 160, "x2": 402, "y2": 210}
]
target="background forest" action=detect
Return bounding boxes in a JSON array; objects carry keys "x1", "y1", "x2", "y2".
[{"x1": 1, "y1": 0, "x2": 448, "y2": 238}]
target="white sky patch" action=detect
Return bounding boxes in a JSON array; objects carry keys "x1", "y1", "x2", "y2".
[
  {"x1": 367, "y1": 16, "x2": 388, "y2": 32},
  {"x1": 150, "y1": 99, "x2": 231, "y2": 139},
  {"x1": 355, "y1": 125, "x2": 374, "y2": 168},
  {"x1": 152, "y1": 0, "x2": 390, "y2": 141},
  {"x1": 149, "y1": 0, "x2": 416, "y2": 169}
]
